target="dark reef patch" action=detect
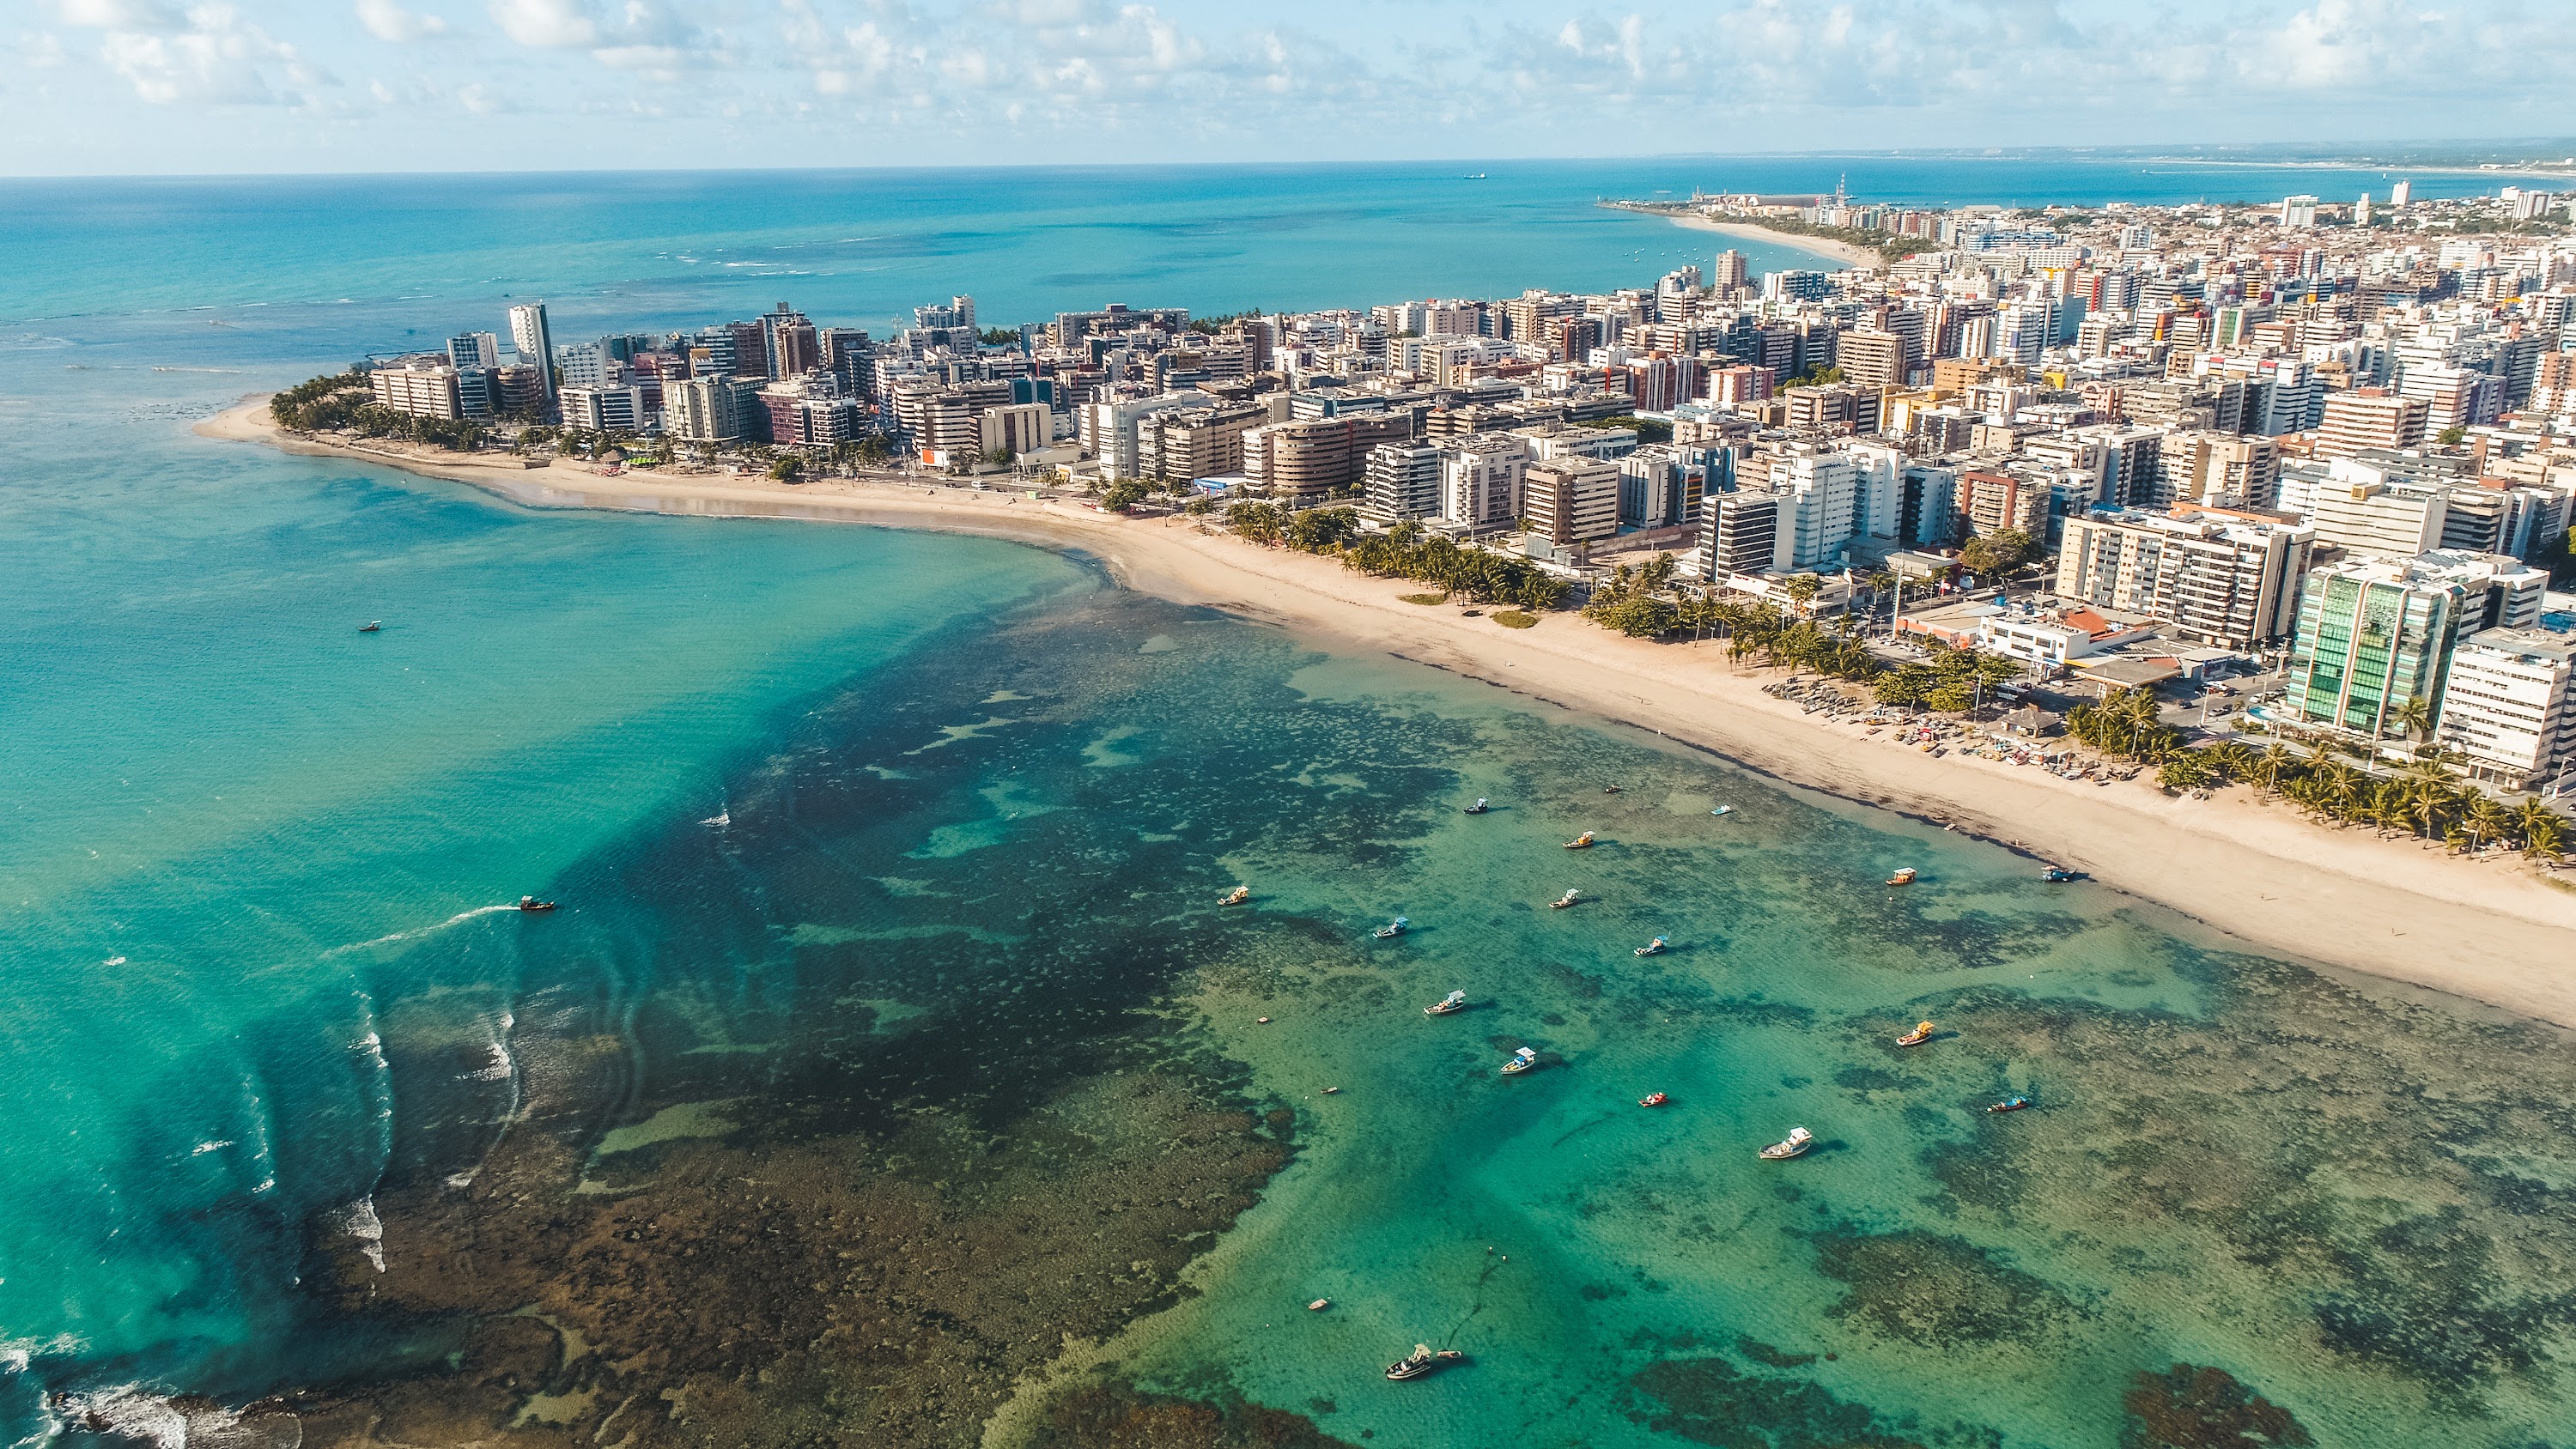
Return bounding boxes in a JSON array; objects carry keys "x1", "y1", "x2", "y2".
[
  {"x1": 2119, "y1": 1363, "x2": 2312, "y2": 1449},
  {"x1": 1812, "y1": 1228, "x2": 2077, "y2": 1349}
]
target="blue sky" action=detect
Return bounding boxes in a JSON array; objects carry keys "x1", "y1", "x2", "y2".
[{"x1": 7, "y1": 0, "x2": 2571, "y2": 176}]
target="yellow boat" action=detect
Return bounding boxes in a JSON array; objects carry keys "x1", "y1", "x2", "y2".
[
  {"x1": 1895, "y1": 1020, "x2": 1935, "y2": 1047},
  {"x1": 1564, "y1": 832, "x2": 1595, "y2": 850},
  {"x1": 1886, "y1": 867, "x2": 1917, "y2": 886}
]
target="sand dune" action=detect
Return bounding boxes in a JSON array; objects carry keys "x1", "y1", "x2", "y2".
[{"x1": 201, "y1": 398, "x2": 2576, "y2": 1027}]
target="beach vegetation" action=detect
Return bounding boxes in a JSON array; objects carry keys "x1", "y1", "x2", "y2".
[
  {"x1": 1226, "y1": 504, "x2": 1571, "y2": 609},
  {"x1": 1494, "y1": 610, "x2": 1538, "y2": 628},
  {"x1": 1102, "y1": 478, "x2": 1151, "y2": 512},
  {"x1": 1398, "y1": 592, "x2": 1449, "y2": 605},
  {"x1": 269, "y1": 368, "x2": 371, "y2": 430},
  {"x1": 769, "y1": 456, "x2": 803, "y2": 482}
]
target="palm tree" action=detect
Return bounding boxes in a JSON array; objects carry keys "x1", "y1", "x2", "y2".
[
  {"x1": 2464, "y1": 795, "x2": 2511, "y2": 852},
  {"x1": 2390, "y1": 694, "x2": 2433, "y2": 743},
  {"x1": 2523, "y1": 810, "x2": 2566, "y2": 864}
]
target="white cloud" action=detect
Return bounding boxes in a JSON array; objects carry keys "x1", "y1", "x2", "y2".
[
  {"x1": 87, "y1": 2, "x2": 319, "y2": 106},
  {"x1": 355, "y1": 0, "x2": 447, "y2": 42},
  {"x1": 55, "y1": 0, "x2": 181, "y2": 30},
  {"x1": 488, "y1": 0, "x2": 596, "y2": 47},
  {"x1": 457, "y1": 79, "x2": 503, "y2": 111}
]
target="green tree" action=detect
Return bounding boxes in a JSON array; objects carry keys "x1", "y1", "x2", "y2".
[
  {"x1": 1102, "y1": 478, "x2": 1151, "y2": 512},
  {"x1": 1780, "y1": 574, "x2": 1823, "y2": 610},
  {"x1": 2389, "y1": 694, "x2": 2433, "y2": 742},
  {"x1": 1959, "y1": 530, "x2": 2035, "y2": 578},
  {"x1": 769, "y1": 456, "x2": 804, "y2": 482}
]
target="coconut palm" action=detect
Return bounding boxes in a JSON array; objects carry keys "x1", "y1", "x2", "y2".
[
  {"x1": 2464, "y1": 795, "x2": 2511, "y2": 852},
  {"x1": 2390, "y1": 695, "x2": 2434, "y2": 743}
]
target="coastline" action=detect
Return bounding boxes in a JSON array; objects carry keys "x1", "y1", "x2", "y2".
[
  {"x1": 1656, "y1": 212, "x2": 1885, "y2": 270},
  {"x1": 200, "y1": 398, "x2": 2576, "y2": 1028}
]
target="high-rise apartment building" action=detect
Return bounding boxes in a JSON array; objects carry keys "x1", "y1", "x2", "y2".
[
  {"x1": 1698, "y1": 491, "x2": 1789, "y2": 578},
  {"x1": 1243, "y1": 413, "x2": 1413, "y2": 501},
  {"x1": 2438, "y1": 629, "x2": 2576, "y2": 789},
  {"x1": 2288, "y1": 556, "x2": 2473, "y2": 740},
  {"x1": 1522, "y1": 458, "x2": 1620, "y2": 546},
  {"x1": 2053, "y1": 507, "x2": 2315, "y2": 650},
  {"x1": 556, "y1": 385, "x2": 644, "y2": 434},
  {"x1": 1364, "y1": 441, "x2": 1445, "y2": 519},
  {"x1": 1440, "y1": 434, "x2": 1529, "y2": 527},
  {"x1": 664, "y1": 374, "x2": 750, "y2": 443},
  {"x1": 2308, "y1": 475, "x2": 2448, "y2": 559},
  {"x1": 507, "y1": 303, "x2": 556, "y2": 405},
  {"x1": 2317, "y1": 389, "x2": 2429, "y2": 458}
]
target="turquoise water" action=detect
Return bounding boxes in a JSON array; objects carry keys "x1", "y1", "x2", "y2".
[{"x1": 3, "y1": 163, "x2": 2575, "y2": 1447}]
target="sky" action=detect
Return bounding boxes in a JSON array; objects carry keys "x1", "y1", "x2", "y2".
[{"x1": 6, "y1": 0, "x2": 2573, "y2": 176}]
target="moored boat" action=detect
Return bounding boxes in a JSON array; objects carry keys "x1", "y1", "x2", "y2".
[
  {"x1": 1549, "y1": 889, "x2": 1581, "y2": 909},
  {"x1": 1425, "y1": 990, "x2": 1467, "y2": 1016},
  {"x1": 1499, "y1": 1046, "x2": 1539, "y2": 1076},
  {"x1": 1638, "y1": 1091, "x2": 1668, "y2": 1107},
  {"x1": 2039, "y1": 866, "x2": 2078, "y2": 882},
  {"x1": 1385, "y1": 1344, "x2": 1465, "y2": 1381},
  {"x1": 517, "y1": 895, "x2": 556, "y2": 913},
  {"x1": 1373, "y1": 916, "x2": 1410, "y2": 939},
  {"x1": 1988, "y1": 1095, "x2": 2030, "y2": 1113},
  {"x1": 1564, "y1": 832, "x2": 1595, "y2": 850},
  {"x1": 357, "y1": 621, "x2": 381, "y2": 633},
  {"x1": 1758, "y1": 1127, "x2": 1814, "y2": 1161},
  {"x1": 1895, "y1": 1020, "x2": 1935, "y2": 1047},
  {"x1": 1710, "y1": 804, "x2": 1734, "y2": 816},
  {"x1": 1221, "y1": 885, "x2": 1251, "y2": 906},
  {"x1": 1634, "y1": 936, "x2": 1668, "y2": 957},
  {"x1": 1463, "y1": 797, "x2": 1490, "y2": 815},
  {"x1": 1309, "y1": 1299, "x2": 1330, "y2": 1312},
  {"x1": 1886, "y1": 867, "x2": 1918, "y2": 886}
]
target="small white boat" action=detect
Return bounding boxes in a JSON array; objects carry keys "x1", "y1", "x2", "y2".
[
  {"x1": 1463, "y1": 797, "x2": 1490, "y2": 815},
  {"x1": 1309, "y1": 1299, "x2": 1331, "y2": 1312},
  {"x1": 1373, "y1": 916, "x2": 1409, "y2": 939},
  {"x1": 1221, "y1": 885, "x2": 1251, "y2": 906},
  {"x1": 1425, "y1": 990, "x2": 1467, "y2": 1016},
  {"x1": 1759, "y1": 1127, "x2": 1814, "y2": 1161},
  {"x1": 1386, "y1": 1343, "x2": 1465, "y2": 1380},
  {"x1": 1634, "y1": 936, "x2": 1668, "y2": 957},
  {"x1": 1710, "y1": 805, "x2": 1734, "y2": 816},
  {"x1": 1499, "y1": 1046, "x2": 1539, "y2": 1076},
  {"x1": 1550, "y1": 889, "x2": 1581, "y2": 909}
]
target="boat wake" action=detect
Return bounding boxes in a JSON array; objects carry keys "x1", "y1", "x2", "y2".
[{"x1": 322, "y1": 903, "x2": 525, "y2": 956}]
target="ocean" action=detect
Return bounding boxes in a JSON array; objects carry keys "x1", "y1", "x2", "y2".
[{"x1": 3, "y1": 158, "x2": 2572, "y2": 1448}]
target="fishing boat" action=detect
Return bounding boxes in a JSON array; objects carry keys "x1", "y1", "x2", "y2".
[
  {"x1": 1895, "y1": 1020, "x2": 1935, "y2": 1047},
  {"x1": 1425, "y1": 990, "x2": 1467, "y2": 1016},
  {"x1": 1564, "y1": 832, "x2": 1595, "y2": 850},
  {"x1": 517, "y1": 895, "x2": 556, "y2": 913},
  {"x1": 1758, "y1": 1127, "x2": 1814, "y2": 1161},
  {"x1": 1638, "y1": 1091, "x2": 1668, "y2": 1107},
  {"x1": 1634, "y1": 936, "x2": 1668, "y2": 957},
  {"x1": 1886, "y1": 867, "x2": 1918, "y2": 886},
  {"x1": 1499, "y1": 1046, "x2": 1539, "y2": 1076},
  {"x1": 1549, "y1": 889, "x2": 1581, "y2": 909},
  {"x1": 1309, "y1": 1299, "x2": 1331, "y2": 1312},
  {"x1": 1373, "y1": 916, "x2": 1410, "y2": 939},
  {"x1": 357, "y1": 621, "x2": 381, "y2": 633},
  {"x1": 1987, "y1": 1096, "x2": 2030, "y2": 1113},
  {"x1": 1385, "y1": 1344, "x2": 1465, "y2": 1381},
  {"x1": 1221, "y1": 885, "x2": 1251, "y2": 906},
  {"x1": 1710, "y1": 804, "x2": 1734, "y2": 817},
  {"x1": 1463, "y1": 797, "x2": 1490, "y2": 815},
  {"x1": 1603, "y1": 785, "x2": 1622, "y2": 794},
  {"x1": 2039, "y1": 866, "x2": 2078, "y2": 882}
]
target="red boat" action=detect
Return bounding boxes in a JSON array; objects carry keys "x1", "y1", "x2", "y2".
[{"x1": 1638, "y1": 1092, "x2": 1668, "y2": 1108}]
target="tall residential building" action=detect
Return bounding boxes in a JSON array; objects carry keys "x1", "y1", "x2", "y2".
[
  {"x1": 507, "y1": 303, "x2": 556, "y2": 404},
  {"x1": 1698, "y1": 491, "x2": 1789, "y2": 579},
  {"x1": 1956, "y1": 470, "x2": 2049, "y2": 541},
  {"x1": 556, "y1": 385, "x2": 644, "y2": 434},
  {"x1": 1364, "y1": 441, "x2": 1445, "y2": 519},
  {"x1": 368, "y1": 359, "x2": 467, "y2": 419},
  {"x1": 1837, "y1": 330, "x2": 1906, "y2": 391},
  {"x1": 980, "y1": 403, "x2": 1051, "y2": 458},
  {"x1": 1243, "y1": 413, "x2": 1413, "y2": 501},
  {"x1": 1136, "y1": 403, "x2": 1265, "y2": 481},
  {"x1": 1710, "y1": 250, "x2": 1748, "y2": 292},
  {"x1": 2389, "y1": 179, "x2": 2413, "y2": 208},
  {"x1": 2287, "y1": 552, "x2": 2545, "y2": 740},
  {"x1": 2053, "y1": 507, "x2": 2315, "y2": 650},
  {"x1": 1769, "y1": 449, "x2": 1860, "y2": 569},
  {"x1": 1523, "y1": 458, "x2": 1620, "y2": 546},
  {"x1": 1440, "y1": 434, "x2": 1529, "y2": 527},
  {"x1": 447, "y1": 332, "x2": 499, "y2": 370},
  {"x1": 1081, "y1": 390, "x2": 1212, "y2": 480},
  {"x1": 2317, "y1": 390, "x2": 2428, "y2": 458},
  {"x1": 2438, "y1": 629, "x2": 2576, "y2": 789},
  {"x1": 664, "y1": 374, "x2": 750, "y2": 443},
  {"x1": 2307, "y1": 474, "x2": 2448, "y2": 559}
]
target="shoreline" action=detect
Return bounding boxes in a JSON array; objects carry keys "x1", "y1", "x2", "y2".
[
  {"x1": 200, "y1": 398, "x2": 2576, "y2": 1028},
  {"x1": 1652, "y1": 210, "x2": 1885, "y2": 269}
]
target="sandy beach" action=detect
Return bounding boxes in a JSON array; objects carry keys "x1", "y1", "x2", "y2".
[
  {"x1": 201, "y1": 399, "x2": 2576, "y2": 1026},
  {"x1": 1660, "y1": 212, "x2": 1885, "y2": 270}
]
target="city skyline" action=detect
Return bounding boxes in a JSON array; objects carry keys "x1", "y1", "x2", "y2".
[{"x1": 10, "y1": 0, "x2": 2576, "y2": 176}]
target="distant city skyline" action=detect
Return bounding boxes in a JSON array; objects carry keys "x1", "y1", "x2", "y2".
[{"x1": 8, "y1": 0, "x2": 2576, "y2": 176}]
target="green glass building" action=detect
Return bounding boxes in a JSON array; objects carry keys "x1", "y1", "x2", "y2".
[{"x1": 2288, "y1": 560, "x2": 2470, "y2": 740}]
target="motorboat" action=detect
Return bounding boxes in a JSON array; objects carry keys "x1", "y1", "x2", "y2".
[
  {"x1": 1321, "y1": 1087, "x2": 1340, "y2": 1095},
  {"x1": 1564, "y1": 832, "x2": 1595, "y2": 850},
  {"x1": 1373, "y1": 916, "x2": 1410, "y2": 939},
  {"x1": 1603, "y1": 784, "x2": 1622, "y2": 794},
  {"x1": 1710, "y1": 805, "x2": 1734, "y2": 817},
  {"x1": 1549, "y1": 889, "x2": 1581, "y2": 909},
  {"x1": 1385, "y1": 1344, "x2": 1465, "y2": 1381},
  {"x1": 2039, "y1": 866, "x2": 2079, "y2": 882},
  {"x1": 1463, "y1": 797, "x2": 1490, "y2": 815},
  {"x1": 1895, "y1": 1020, "x2": 1936, "y2": 1047},
  {"x1": 1634, "y1": 936, "x2": 1668, "y2": 957},
  {"x1": 1309, "y1": 1299, "x2": 1331, "y2": 1312},
  {"x1": 1221, "y1": 885, "x2": 1251, "y2": 906},
  {"x1": 357, "y1": 621, "x2": 381, "y2": 633},
  {"x1": 1987, "y1": 1096, "x2": 2030, "y2": 1113},
  {"x1": 1499, "y1": 1046, "x2": 1539, "y2": 1076},
  {"x1": 1886, "y1": 867, "x2": 1918, "y2": 886},
  {"x1": 1425, "y1": 990, "x2": 1467, "y2": 1016},
  {"x1": 517, "y1": 895, "x2": 556, "y2": 913},
  {"x1": 1638, "y1": 1091, "x2": 1668, "y2": 1107},
  {"x1": 1758, "y1": 1127, "x2": 1814, "y2": 1161}
]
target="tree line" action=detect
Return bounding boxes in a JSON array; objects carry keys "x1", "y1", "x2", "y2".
[
  {"x1": 2069, "y1": 688, "x2": 2561, "y2": 859},
  {"x1": 1224, "y1": 506, "x2": 1571, "y2": 610}
]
